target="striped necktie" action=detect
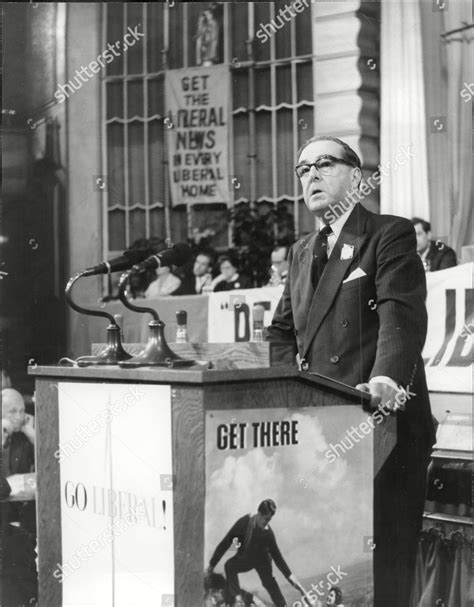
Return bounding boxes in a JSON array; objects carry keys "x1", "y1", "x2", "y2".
[{"x1": 311, "y1": 224, "x2": 333, "y2": 288}]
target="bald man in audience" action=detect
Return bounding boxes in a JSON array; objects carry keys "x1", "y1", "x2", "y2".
[
  {"x1": 2, "y1": 389, "x2": 38, "y2": 605},
  {"x1": 2, "y1": 388, "x2": 35, "y2": 475}
]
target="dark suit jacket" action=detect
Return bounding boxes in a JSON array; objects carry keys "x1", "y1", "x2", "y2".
[
  {"x1": 209, "y1": 514, "x2": 292, "y2": 578},
  {"x1": 2, "y1": 432, "x2": 35, "y2": 477},
  {"x1": 426, "y1": 240, "x2": 457, "y2": 271},
  {"x1": 214, "y1": 273, "x2": 252, "y2": 292},
  {"x1": 267, "y1": 204, "x2": 435, "y2": 444}
]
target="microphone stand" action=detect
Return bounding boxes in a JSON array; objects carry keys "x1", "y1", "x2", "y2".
[
  {"x1": 65, "y1": 272, "x2": 132, "y2": 366},
  {"x1": 116, "y1": 269, "x2": 194, "y2": 368}
]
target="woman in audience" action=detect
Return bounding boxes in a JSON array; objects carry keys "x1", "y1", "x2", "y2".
[
  {"x1": 212, "y1": 254, "x2": 252, "y2": 292},
  {"x1": 144, "y1": 264, "x2": 182, "y2": 298}
]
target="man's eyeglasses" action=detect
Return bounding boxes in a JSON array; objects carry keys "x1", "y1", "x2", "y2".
[{"x1": 294, "y1": 155, "x2": 356, "y2": 179}]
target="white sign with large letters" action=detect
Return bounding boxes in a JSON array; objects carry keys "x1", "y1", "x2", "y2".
[
  {"x1": 423, "y1": 263, "x2": 473, "y2": 393},
  {"x1": 57, "y1": 383, "x2": 174, "y2": 607},
  {"x1": 207, "y1": 287, "x2": 284, "y2": 343}
]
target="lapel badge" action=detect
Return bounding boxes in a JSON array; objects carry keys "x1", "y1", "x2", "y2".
[{"x1": 340, "y1": 244, "x2": 354, "y2": 260}]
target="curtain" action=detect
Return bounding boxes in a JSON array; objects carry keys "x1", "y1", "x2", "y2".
[
  {"x1": 411, "y1": 527, "x2": 473, "y2": 607},
  {"x1": 419, "y1": 0, "x2": 472, "y2": 252},
  {"x1": 380, "y1": 1, "x2": 430, "y2": 219},
  {"x1": 442, "y1": 1, "x2": 473, "y2": 255}
]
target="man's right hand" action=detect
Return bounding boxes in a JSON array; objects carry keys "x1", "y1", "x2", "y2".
[
  {"x1": 288, "y1": 573, "x2": 306, "y2": 595},
  {"x1": 204, "y1": 565, "x2": 214, "y2": 576},
  {"x1": 2, "y1": 418, "x2": 13, "y2": 447},
  {"x1": 21, "y1": 413, "x2": 36, "y2": 444}
]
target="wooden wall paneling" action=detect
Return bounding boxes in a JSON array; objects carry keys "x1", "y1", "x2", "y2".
[
  {"x1": 203, "y1": 375, "x2": 364, "y2": 413},
  {"x1": 204, "y1": 378, "x2": 290, "y2": 412},
  {"x1": 171, "y1": 385, "x2": 205, "y2": 606}
]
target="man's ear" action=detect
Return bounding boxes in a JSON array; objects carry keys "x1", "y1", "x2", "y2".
[{"x1": 351, "y1": 167, "x2": 362, "y2": 189}]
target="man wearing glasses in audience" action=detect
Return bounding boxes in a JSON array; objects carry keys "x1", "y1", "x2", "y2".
[{"x1": 266, "y1": 136, "x2": 435, "y2": 607}]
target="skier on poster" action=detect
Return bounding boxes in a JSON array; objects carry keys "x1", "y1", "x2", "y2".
[{"x1": 206, "y1": 499, "x2": 306, "y2": 606}]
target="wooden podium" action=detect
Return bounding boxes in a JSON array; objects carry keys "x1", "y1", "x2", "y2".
[{"x1": 31, "y1": 349, "x2": 395, "y2": 607}]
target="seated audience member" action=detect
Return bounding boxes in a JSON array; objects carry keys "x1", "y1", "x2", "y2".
[
  {"x1": 267, "y1": 246, "x2": 289, "y2": 286},
  {"x1": 212, "y1": 254, "x2": 252, "y2": 292},
  {"x1": 2, "y1": 388, "x2": 37, "y2": 554},
  {"x1": 1, "y1": 467, "x2": 38, "y2": 605},
  {"x1": 144, "y1": 265, "x2": 182, "y2": 298},
  {"x1": 176, "y1": 251, "x2": 214, "y2": 295},
  {"x1": 192, "y1": 252, "x2": 214, "y2": 294},
  {"x1": 126, "y1": 236, "x2": 169, "y2": 298},
  {"x1": 2, "y1": 388, "x2": 35, "y2": 476},
  {"x1": 411, "y1": 217, "x2": 457, "y2": 271},
  {"x1": 129, "y1": 270, "x2": 153, "y2": 299}
]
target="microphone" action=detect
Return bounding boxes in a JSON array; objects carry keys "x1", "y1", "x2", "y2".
[
  {"x1": 132, "y1": 243, "x2": 192, "y2": 273},
  {"x1": 82, "y1": 248, "x2": 150, "y2": 277}
]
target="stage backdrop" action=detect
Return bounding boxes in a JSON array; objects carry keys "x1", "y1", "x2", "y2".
[
  {"x1": 57, "y1": 383, "x2": 174, "y2": 607},
  {"x1": 205, "y1": 406, "x2": 374, "y2": 606},
  {"x1": 165, "y1": 65, "x2": 231, "y2": 205}
]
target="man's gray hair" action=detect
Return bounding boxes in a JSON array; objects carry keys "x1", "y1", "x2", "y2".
[{"x1": 297, "y1": 136, "x2": 361, "y2": 169}]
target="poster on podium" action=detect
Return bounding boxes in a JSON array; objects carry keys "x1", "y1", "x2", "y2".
[
  {"x1": 204, "y1": 406, "x2": 374, "y2": 607},
  {"x1": 57, "y1": 383, "x2": 175, "y2": 607}
]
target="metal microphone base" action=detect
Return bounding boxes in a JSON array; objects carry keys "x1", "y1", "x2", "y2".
[
  {"x1": 76, "y1": 324, "x2": 132, "y2": 367},
  {"x1": 118, "y1": 320, "x2": 194, "y2": 368}
]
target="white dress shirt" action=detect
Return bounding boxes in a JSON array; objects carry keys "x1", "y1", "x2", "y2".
[{"x1": 317, "y1": 205, "x2": 353, "y2": 258}]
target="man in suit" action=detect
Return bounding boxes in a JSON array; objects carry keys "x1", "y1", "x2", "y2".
[
  {"x1": 267, "y1": 246, "x2": 289, "y2": 286},
  {"x1": 266, "y1": 136, "x2": 436, "y2": 607},
  {"x1": 175, "y1": 251, "x2": 214, "y2": 295},
  {"x1": 411, "y1": 217, "x2": 457, "y2": 271}
]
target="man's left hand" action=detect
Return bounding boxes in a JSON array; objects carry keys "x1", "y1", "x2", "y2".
[{"x1": 355, "y1": 381, "x2": 405, "y2": 413}]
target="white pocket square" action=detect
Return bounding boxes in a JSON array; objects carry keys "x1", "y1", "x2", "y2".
[{"x1": 342, "y1": 267, "x2": 367, "y2": 283}]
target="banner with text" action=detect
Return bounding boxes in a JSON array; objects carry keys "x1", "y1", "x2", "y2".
[
  {"x1": 57, "y1": 383, "x2": 174, "y2": 607},
  {"x1": 165, "y1": 65, "x2": 231, "y2": 205},
  {"x1": 423, "y1": 263, "x2": 473, "y2": 393}
]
